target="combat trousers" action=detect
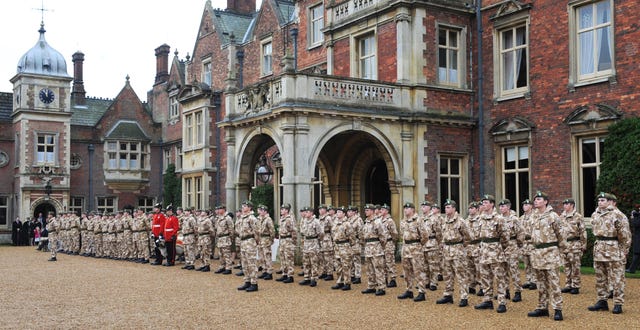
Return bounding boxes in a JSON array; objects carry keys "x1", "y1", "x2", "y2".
[
  {"x1": 319, "y1": 249, "x2": 335, "y2": 275},
  {"x1": 258, "y1": 239, "x2": 273, "y2": 274},
  {"x1": 302, "y1": 249, "x2": 320, "y2": 281},
  {"x1": 535, "y1": 268, "x2": 563, "y2": 310},
  {"x1": 351, "y1": 244, "x2": 362, "y2": 279},
  {"x1": 49, "y1": 233, "x2": 58, "y2": 259},
  {"x1": 183, "y1": 234, "x2": 197, "y2": 266},
  {"x1": 522, "y1": 253, "x2": 536, "y2": 284},
  {"x1": 335, "y1": 244, "x2": 352, "y2": 285},
  {"x1": 443, "y1": 256, "x2": 469, "y2": 299},
  {"x1": 279, "y1": 238, "x2": 295, "y2": 276},
  {"x1": 384, "y1": 240, "x2": 397, "y2": 280},
  {"x1": 217, "y1": 245, "x2": 233, "y2": 270},
  {"x1": 563, "y1": 250, "x2": 583, "y2": 289},
  {"x1": 403, "y1": 247, "x2": 427, "y2": 293},
  {"x1": 240, "y1": 238, "x2": 258, "y2": 284},
  {"x1": 424, "y1": 249, "x2": 440, "y2": 286},
  {"x1": 197, "y1": 236, "x2": 212, "y2": 267},
  {"x1": 365, "y1": 254, "x2": 386, "y2": 290},
  {"x1": 480, "y1": 262, "x2": 507, "y2": 305},
  {"x1": 595, "y1": 260, "x2": 625, "y2": 305}
]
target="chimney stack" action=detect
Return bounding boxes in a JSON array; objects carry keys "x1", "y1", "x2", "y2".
[
  {"x1": 155, "y1": 44, "x2": 171, "y2": 85},
  {"x1": 227, "y1": 0, "x2": 256, "y2": 14},
  {"x1": 72, "y1": 51, "x2": 86, "y2": 106}
]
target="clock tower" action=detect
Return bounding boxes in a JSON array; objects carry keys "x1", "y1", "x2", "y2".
[{"x1": 10, "y1": 22, "x2": 73, "y2": 220}]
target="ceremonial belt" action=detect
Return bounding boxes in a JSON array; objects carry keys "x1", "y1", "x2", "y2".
[
  {"x1": 132, "y1": 230, "x2": 147, "y2": 233},
  {"x1": 596, "y1": 236, "x2": 618, "y2": 241},
  {"x1": 305, "y1": 236, "x2": 319, "y2": 240},
  {"x1": 566, "y1": 237, "x2": 580, "y2": 242},
  {"x1": 116, "y1": 231, "x2": 124, "y2": 233},
  {"x1": 510, "y1": 236, "x2": 517, "y2": 240},
  {"x1": 469, "y1": 239, "x2": 480, "y2": 245},
  {"x1": 335, "y1": 239, "x2": 350, "y2": 244},
  {"x1": 444, "y1": 240, "x2": 463, "y2": 246},
  {"x1": 481, "y1": 237, "x2": 500, "y2": 243},
  {"x1": 535, "y1": 242, "x2": 558, "y2": 249},
  {"x1": 387, "y1": 238, "x2": 394, "y2": 242},
  {"x1": 428, "y1": 235, "x2": 436, "y2": 239},
  {"x1": 364, "y1": 238, "x2": 380, "y2": 243},
  {"x1": 198, "y1": 232, "x2": 210, "y2": 235},
  {"x1": 183, "y1": 233, "x2": 194, "y2": 236},
  {"x1": 241, "y1": 235, "x2": 255, "y2": 241},
  {"x1": 404, "y1": 239, "x2": 421, "y2": 244},
  {"x1": 261, "y1": 234, "x2": 272, "y2": 237},
  {"x1": 280, "y1": 235, "x2": 292, "y2": 239},
  {"x1": 217, "y1": 233, "x2": 229, "y2": 237}
]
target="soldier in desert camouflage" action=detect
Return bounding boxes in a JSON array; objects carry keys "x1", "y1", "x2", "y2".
[
  {"x1": 194, "y1": 210, "x2": 214, "y2": 272},
  {"x1": 347, "y1": 206, "x2": 364, "y2": 284},
  {"x1": 588, "y1": 192, "x2": 631, "y2": 314},
  {"x1": 559, "y1": 198, "x2": 586, "y2": 295},
  {"x1": 397, "y1": 202, "x2": 429, "y2": 302},
  {"x1": 275, "y1": 203, "x2": 297, "y2": 284},
  {"x1": 527, "y1": 191, "x2": 565, "y2": 321},
  {"x1": 520, "y1": 199, "x2": 537, "y2": 291},
  {"x1": 331, "y1": 206, "x2": 356, "y2": 291},
  {"x1": 180, "y1": 208, "x2": 198, "y2": 270},
  {"x1": 214, "y1": 205, "x2": 235, "y2": 274},
  {"x1": 379, "y1": 204, "x2": 398, "y2": 288},
  {"x1": 299, "y1": 206, "x2": 323, "y2": 287},
  {"x1": 236, "y1": 200, "x2": 259, "y2": 292},
  {"x1": 317, "y1": 205, "x2": 335, "y2": 281},
  {"x1": 420, "y1": 201, "x2": 441, "y2": 291},
  {"x1": 498, "y1": 199, "x2": 524, "y2": 303},
  {"x1": 464, "y1": 201, "x2": 482, "y2": 295},
  {"x1": 360, "y1": 204, "x2": 388, "y2": 296},
  {"x1": 436, "y1": 200, "x2": 471, "y2": 307},
  {"x1": 256, "y1": 205, "x2": 275, "y2": 280}
]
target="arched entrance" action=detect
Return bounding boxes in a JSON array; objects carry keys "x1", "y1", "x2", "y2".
[
  {"x1": 235, "y1": 133, "x2": 280, "y2": 212},
  {"x1": 33, "y1": 202, "x2": 56, "y2": 220},
  {"x1": 365, "y1": 159, "x2": 390, "y2": 205}
]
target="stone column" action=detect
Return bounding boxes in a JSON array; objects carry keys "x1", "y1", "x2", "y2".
[
  {"x1": 395, "y1": 7, "x2": 412, "y2": 83},
  {"x1": 325, "y1": 39, "x2": 334, "y2": 75},
  {"x1": 224, "y1": 129, "x2": 237, "y2": 210}
]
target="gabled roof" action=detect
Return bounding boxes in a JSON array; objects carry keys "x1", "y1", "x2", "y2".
[
  {"x1": 0, "y1": 92, "x2": 12, "y2": 122},
  {"x1": 105, "y1": 120, "x2": 150, "y2": 141},
  {"x1": 212, "y1": 9, "x2": 256, "y2": 44},
  {"x1": 70, "y1": 97, "x2": 113, "y2": 126},
  {"x1": 273, "y1": 0, "x2": 295, "y2": 26}
]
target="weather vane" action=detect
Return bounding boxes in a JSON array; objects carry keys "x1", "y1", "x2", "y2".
[{"x1": 33, "y1": 0, "x2": 52, "y2": 23}]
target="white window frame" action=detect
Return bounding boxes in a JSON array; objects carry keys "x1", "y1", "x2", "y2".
[
  {"x1": 105, "y1": 141, "x2": 149, "y2": 171},
  {"x1": 203, "y1": 60, "x2": 212, "y2": 87},
  {"x1": 69, "y1": 197, "x2": 84, "y2": 215},
  {"x1": 351, "y1": 30, "x2": 377, "y2": 80},
  {"x1": 499, "y1": 145, "x2": 530, "y2": 214},
  {"x1": 138, "y1": 197, "x2": 155, "y2": 213},
  {"x1": 494, "y1": 21, "x2": 529, "y2": 100},
  {"x1": 308, "y1": 3, "x2": 324, "y2": 48},
  {"x1": 185, "y1": 114, "x2": 194, "y2": 148},
  {"x1": 437, "y1": 25, "x2": 465, "y2": 87},
  {"x1": 35, "y1": 133, "x2": 57, "y2": 165},
  {"x1": 96, "y1": 197, "x2": 117, "y2": 214},
  {"x1": 261, "y1": 39, "x2": 273, "y2": 76},
  {"x1": 568, "y1": 0, "x2": 615, "y2": 87},
  {"x1": 169, "y1": 95, "x2": 179, "y2": 119},
  {"x1": 438, "y1": 155, "x2": 467, "y2": 210}
]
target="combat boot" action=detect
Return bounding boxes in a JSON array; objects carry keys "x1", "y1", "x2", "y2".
[
  {"x1": 258, "y1": 272, "x2": 267, "y2": 279},
  {"x1": 588, "y1": 300, "x2": 609, "y2": 311},
  {"x1": 263, "y1": 273, "x2": 273, "y2": 280},
  {"x1": 375, "y1": 289, "x2": 386, "y2": 296},
  {"x1": 283, "y1": 276, "x2": 294, "y2": 283},
  {"x1": 201, "y1": 265, "x2": 210, "y2": 272},
  {"x1": 436, "y1": 295, "x2": 453, "y2": 304},
  {"x1": 522, "y1": 283, "x2": 530, "y2": 289},
  {"x1": 361, "y1": 288, "x2": 376, "y2": 294},
  {"x1": 222, "y1": 269, "x2": 232, "y2": 275},
  {"x1": 275, "y1": 275, "x2": 287, "y2": 282},
  {"x1": 341, "y1": 284, "x2": 351, "y2": 291},
  {"x1": 324, "y1": 274, "x2": 334, "y2": 281},
  {"x1": 397, "y1": 291, "x2": 414, "y2": 300},
  {"x1": 474, "y1": 301, "x2": 494, "y2": 310},
  {"x1": 468, "y1": 287, "x2": 476, "y2": 294},
  {"x1": 48, "y1": 257, "x2": 57, "y2": 262},
  {"x1": 237, "y1": 282, "x2": 251, "y2": 290},
  {"x1": 458, "y1": 299, "x2": 468, "y2": 307},
  {"x1": 527, "y1": 309, "x2": 549, "y2": 317},
  {"x1": 512, "y1": 291, "x2": 522, "y2": 302},
  {"x1": 612, "y1": 304, "x2": 623, "y2": 314},
  {"x1": 299, "y1": 279, "x2": 311, "y2": 285},
  {"x1": 437, "y1": 274, "x2": 444, "y2": 281},
  {"x1": 331, "y1": 283, "x2": 344, "y2": 290},
  {"x1": 496, "y1": 304, "x2": 507, "y2": 313},
  {"x1": 413, "y1": 292, "x2": 426, "y2": 302},
  {"x1": 235, "y1": 271, "x2": 244, "y2": 276},
  {"x1": 561, "y1": 287, "x2": 572, "y2": 293},
  {"x1": 387, "y1": 279, "x2": 397, "y2": 288},
  {"x1": 429, "y1": 285, "x2": 438, "y2": 291},
  {"x1": 310, "y1": 280, "x2": 317, "y2": 287},
  {"x1": 353, "y1": 277, "x2": 361, "y2": 284},
  {"x1": 299, "y1": 271, "x2": 305, "y2": 276},
  {"x1": 245, "y1": 283, "x2": 259, "y2": 292},
  {"x1": 477, "y1": 289, "x2": 484, "y2": 296},
  {"x1": 570, "y1": 288, "x2": 579, "y2": 294},
  {"x1": 319, "y1": 273, "x2": 327, "y2": 279},
  {"x1": 528, "y1": 283, "x2": 537, "y2": 290},
  {"x1": 553, "y1": 309, "x2": 563, "y2": 321}
]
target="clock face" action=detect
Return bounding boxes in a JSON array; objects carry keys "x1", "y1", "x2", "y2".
[{"x1": 39, "y1": 88, "x2": 55, "y2": 104}]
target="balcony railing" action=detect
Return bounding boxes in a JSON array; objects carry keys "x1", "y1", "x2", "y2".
[{"x1": 332, "y1": 0, "x2": 378, "y2": 23}]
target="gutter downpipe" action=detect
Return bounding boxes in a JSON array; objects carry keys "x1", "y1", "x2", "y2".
[{"x1": 476, "y1": 0, "x2": 485, "y2": 196}]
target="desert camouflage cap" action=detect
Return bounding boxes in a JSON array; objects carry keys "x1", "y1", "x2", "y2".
[
  {"x1": 403, "y1": 202, "x2": 415, "y2": 209},
  {"x1": 534, "y1": 191, "x2": 549, "y2": 200},
  {"x1": 468, "y1": 201, "x2": 479, "y2": 208},
  {"x1": 481, "y1": 194, "x2": 495, "y2": 203},
  {"x1": 522, "y1": 198, "x2": 531, "y2": 205},
  {"x1": 300, "y1": 206, "x2": 312, "y2": 212},
  {"x1": 562, "y1": 198, "x2": 575, "y2": 205},
  {"x1": 258, "y1": 204, "x2": 268, "y2": 211},
  {"x1": 420, "y1": 200, "x2": 431, "y2": 207},
  {"x1": 499, "y1": 199, "x2": 511, "y2": 206},
  {"x1": 347, "y1": 205, "x2": 358, "y2": 212},
  {"x1": 281, "y1": 203, "x2": 291, "y2": 210},
  {"x1": 364, "y1": 204, "x2": 376, "y2": 210},
  {"x1": 381, "y1": 203, "x2": 391, "y2": 210},
  {"x1": 336, "y1": 206, "x2": 347, "y2": 213},
  {"x1": 241, "y1": 200, "x2": 254, "y2": 208},
  {"x1": 444, "y1": 199, "x2": 457, "y2": 208}
]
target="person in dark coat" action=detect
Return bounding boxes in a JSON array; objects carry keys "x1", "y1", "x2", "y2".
[
  {"x1": 21, "y1": 219, "x2": 31, "y2": 246},
  {"x1": 12, "y1": 217, "x2": 21, "y2": 246},
  {"x1": 626, "y1": 210, "x2": 640, "y2": 273}
]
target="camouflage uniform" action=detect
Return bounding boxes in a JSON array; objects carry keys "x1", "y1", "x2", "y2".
[
  {"x1": 318, "y1": 212, "x2": 335, "y2": 278},
  {"x1": 132, "y1": 212, "x2": 150, "y2": 262},
  {"x1": 237, "y1": 210, "x2": 259, "y2": 287},
  {"x1": 465, "y1": 208, "x2": 482, "y2": 292},
  {"x1": 122, "y1": 213, "x2": 134, "y2": 260},
  {"x1": 300, "y1": 212, "x2": 323, "y2": 283},
  {"x1": 500, "y1": 208, "x2": 524, "y2": 296},
  {"x1": 278, "y1": 213, "x2": 298, "y2": 278},
  {"x1": 560, "y1": 207, "x2": 586, "y2": 291},
  {"x1": 106, "y1": 216, "x2": 117, "y2": 258},
  {"x1": 331, "y1": 211, "x2": 355, "y2": 288},
  {"x1": 215, "y1": 213, "x2": 235, "y2": 272},
  {"x1": 520, "y1": 208, "x2": 536, "y2": 288},
  {"x1": 361, "y1": 213, "x2": 388, "y2": 292},
  {"x1": 422, "y1": 213, "x2": 442, "y2": 289},
  {"x1": 195, "y1": 213, "x2": 214, "y2": 270},
  {"x1": 348, "y1": 211, "x2": 364, "y2": 281},
  {"x1": 380, "y1": 212, "x2": 398, "y2": 284},
  {"x1": 440, "y1": 210, "x2": 471, "y2": 302},
  {"x1": 399, "y1": 209, "x2": 429, "y2": 298},
  {"x1": 46, "y1": 215, "x2": 60, "y2": 260},
  {"x1": 530, "y1": 204, "x2": 565, "y2": 314},
  {"x1": 93, "y1": 216, "x2": 103, "y2": 258},
  {"x1": 591, "y1": 204, "x2": 631, "y2": 308},
  {"x1": 257, "y1": 212, "x2": 276, "y2": 276},
  {"x1": 181, "y1": 212, "x2": 198, "y2": 268},
  {"x1": 476, "y1": 207, "x2": 508, "y2": 310}
]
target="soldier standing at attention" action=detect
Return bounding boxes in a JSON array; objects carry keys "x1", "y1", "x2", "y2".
[
  {"x1": 330, "y1": 207, "x2": 355, "y2": 291},
  {"x1": 397, "y1": 202, "x2": 429, "y2": 302},
  {"x1": 361, "y1": 204, "x2": 388, "y2": 296},
  {"x1": 498, "y1": 199, "x2": 524, "y2": 303},
  {"x1": 163, "y1": 205, "x2": 180, "y2": 266},
  {"x1": 317, "y1": 205, "x2": 335, "y2": 281},
  {"x1": 180, "y1": 208, "x2": 198, "y2": 270},
  {"x1": 520, "y1": 199, "x2": 537, "y2": 291},
  {"x1": 347, "y1": 206, "x2": 364, "y2": 284},
  {"x1": 436, "y1": 200, "x2": 471, "y2": 307},
  {"x1": 421, "y1": 201, "x2": 441, "y2": 291},
  {"x1": 236, "y1": 200, "x2": 260, "y2": 292},
  {"x1": 588, "y1": 192, "x2": 631, "y2": 314},
  {"x1": 214, "y1": 205, "x2": 234, "y2": 274},
  {"x1": 132, "y1": 208, "x2": 150, "y2": 263},
  {"x1": 275, "y1": 203, "x2": 297, "y2": 283},
  {"x1": 256, "y1": 204, "x2": 275, "y2": 280},
  {"x1": 560, "y1": 198, "x2": 586, "y2": 294},
  {"x1": 195, "y1": 209, "x2": 214, "y2": 272},
  {"x1": 465, "y1": 202, "x2": 482, "y2": 295},
  {"x1": 151, "y1": 204, "x2": 166, "y2": 266},
  {"x1": 527, "y1": 191, "x2": 565, "y2": 321},
  {"x1": 46, "y1": 212, "x2": 60, "y2": 261},
  {"x1": 474, "y1": 194, "x2": 509, "y2": 313},
  {"x1": 299, "y1": 206, "x2": 323, "y2": 287},
  {"x1": 380, "y1": 204, "x2": 398, "y2": 288}
]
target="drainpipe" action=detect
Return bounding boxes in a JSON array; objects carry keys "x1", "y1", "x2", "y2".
[
  {"x1": 236, "y1": 50, "x2": 245, "y2": 89},
  {"x1": 214, "y1": 93, "x2": 222, "y2": 205},
  {"x1": 476, "y1": 0, "x2": 485, "y2": 196},
  {"x1": 87, "y1": 144, "x2": 94, "y2": 211},
  {"x1": 290, "y1": 27, "x2": 298, "y2": 71}
]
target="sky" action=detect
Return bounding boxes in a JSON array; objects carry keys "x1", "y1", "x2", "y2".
[{"x1": 0, "y1": 0, "x2": 233, "y2": 99}]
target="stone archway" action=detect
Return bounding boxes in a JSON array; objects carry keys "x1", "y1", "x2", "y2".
[{"x1": 31, "y1": 197, "x2": 63, "y2": 219}]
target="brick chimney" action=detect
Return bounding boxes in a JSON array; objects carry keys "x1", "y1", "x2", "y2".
[
  {"x1": 154, "y1": 44, "x2": 171, "y2": 85},
  {"x1": 227, "y1": 0, "x2": 256, "y2": 14},
  {"x1": 72, "y1": 51, "x2": 86, "y2": 106}
]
